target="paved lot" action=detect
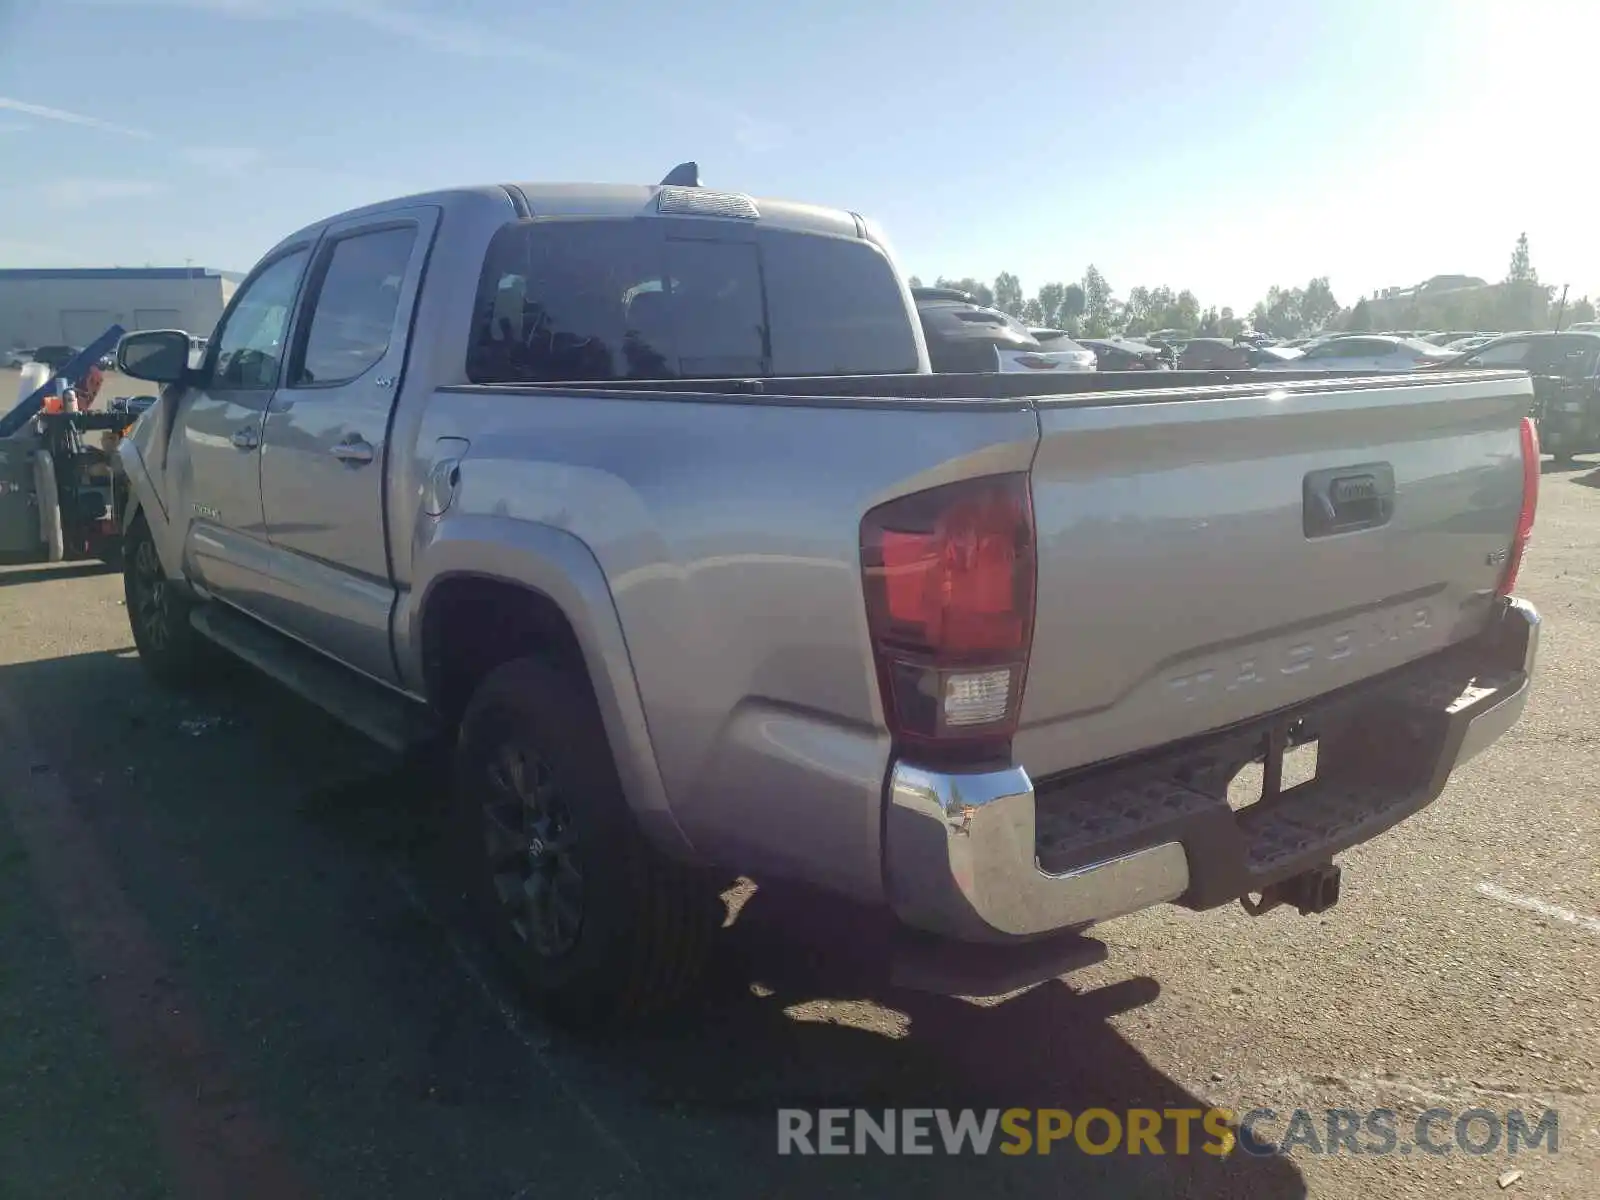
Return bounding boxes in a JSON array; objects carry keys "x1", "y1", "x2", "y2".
[{"x1": 0, "y1": 462, "x2": 1596, "y2": 1199}]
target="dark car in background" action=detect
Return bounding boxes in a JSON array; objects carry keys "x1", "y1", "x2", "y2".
[
  {"x1": 1074, "y1": 337, "x2": 1169, "y2": 370},
  {"x1": 1432, "y1": 331, "x2": 1600, "y2": 461},
  {"x1": 31, "y1": 345, "x2": 83, "y2": 373},
  {"x1": 1177, "y1": 337, "x2": 1252, "y2": 369},
  {"x1": 912, "y1": 289, "x2": 1094, "y2": 372}
]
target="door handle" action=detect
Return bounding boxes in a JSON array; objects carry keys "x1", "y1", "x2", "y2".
[
  {"x1": 231, "y1": 426, "x2": 259, "y2": 450},
  {"x1": 1303, "y1": 462, "x2": 1395, "y2": 538},
  {"x1": 331, "y1": 437, "x2": 375, "y2": 466}
]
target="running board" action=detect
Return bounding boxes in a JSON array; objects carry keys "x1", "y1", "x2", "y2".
[{"x1": 189, "y1": 604, "x2": 437, "y2": 755}]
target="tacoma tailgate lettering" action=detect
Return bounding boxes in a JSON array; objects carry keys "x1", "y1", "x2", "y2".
[{"x1": 1168, "y1": 605, "x2": 1433, "y2": 705}]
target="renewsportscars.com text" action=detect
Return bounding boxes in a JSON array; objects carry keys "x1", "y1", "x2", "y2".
[{"x1": 776, "y1": 1107, "x2": 1560, "y2": 1158}]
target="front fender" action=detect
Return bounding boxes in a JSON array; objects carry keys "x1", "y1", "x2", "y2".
[
  {"x1": 117, "y1": 422, "x2": 189, "y2": 588},
  {"x1": 399, "y1": 513, "x2": 692, "y2": 862}
]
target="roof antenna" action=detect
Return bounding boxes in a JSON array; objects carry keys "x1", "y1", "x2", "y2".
[{"x1": 660, "y1": 161, "x2": 700, "y2": 187}]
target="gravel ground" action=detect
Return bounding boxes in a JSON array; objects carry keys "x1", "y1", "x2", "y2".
[{"x1": 0, "y1": 460, "x2": 1595, "y2": 1200}]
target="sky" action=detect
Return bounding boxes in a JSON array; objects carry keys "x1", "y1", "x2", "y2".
[{"x1": 0, "y1": 0, "x2": 1597, "y2": 314}]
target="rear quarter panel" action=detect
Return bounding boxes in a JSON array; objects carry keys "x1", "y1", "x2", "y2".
[{"x1": 409, "y1": 389, "x2": 1039, "y2": 901}]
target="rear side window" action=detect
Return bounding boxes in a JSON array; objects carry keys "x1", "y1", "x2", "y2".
[
  {"x1": 763, "y1": 231, "x2": 918, "y2": 375},
  {"x1": 465, "y1": 218, "x2": 917, "y2": 383},
  {"x1": 292, "y1": 226, "x2": 417, "y2": 387}
]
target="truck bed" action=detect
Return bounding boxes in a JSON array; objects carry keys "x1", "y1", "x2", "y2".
[
  {"x1": 415, "y1": 368, "x2": 1533, "y2": 897},
  {"x1": 460, "y1": 366, "x2": 1520, "y2": 405}
]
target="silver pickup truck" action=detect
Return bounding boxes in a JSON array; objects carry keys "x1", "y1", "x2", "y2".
[{"x1": 112, "y1": 166, "x2": 1542, "y2": 1026}]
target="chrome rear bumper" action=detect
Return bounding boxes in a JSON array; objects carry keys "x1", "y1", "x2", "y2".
[{"x1": 884, "y1": 597, "x2": 1539, "y2": 943}]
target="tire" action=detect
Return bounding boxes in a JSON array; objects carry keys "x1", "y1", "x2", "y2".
[
  {"x1": 123, "y1": 512, "x2": 217, "y2": 687},
  {"x1": 452, "y1": 656, "x2": 722, "y2": 1027}
]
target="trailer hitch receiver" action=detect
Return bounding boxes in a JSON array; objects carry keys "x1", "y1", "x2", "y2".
[{"x1": 1240, "y1": 862, "x2": 1343, "y2": 917}]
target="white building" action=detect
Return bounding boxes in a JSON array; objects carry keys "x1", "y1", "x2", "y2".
[{"x1": 0, "y1": 267, "x2": 242, "y2": 350}]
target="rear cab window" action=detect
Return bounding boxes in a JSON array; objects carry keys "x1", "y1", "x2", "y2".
[{"x1": 466, "y1": 218, "x2": 919, "y2": 383}]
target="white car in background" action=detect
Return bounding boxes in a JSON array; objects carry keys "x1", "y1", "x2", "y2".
[
  {"x1": 4, "y1": 348, "x2": 32, "y2": 369},
  {"x1": 1444, "y1": 334, "x2": 1497, "y2": 353},
  {"x1": 1257, "y1": 334, "x2": 1458, "y2": 372}
]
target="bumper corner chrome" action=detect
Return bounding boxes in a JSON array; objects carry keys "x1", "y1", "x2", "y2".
[
  {"x1": 884, "y1": 762, "x2": 1190, "y2": 942},
  {"x1": 883, "y1": 597, "x2": 1539, "y2": 945},
  {"x1": 1451, "y1": 595, "x2": 1539, "y2": 767}
]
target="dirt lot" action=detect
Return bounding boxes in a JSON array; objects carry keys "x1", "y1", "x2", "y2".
[{"x1": 0, "y1": 460, "x2": 1596, "y2": 1199}]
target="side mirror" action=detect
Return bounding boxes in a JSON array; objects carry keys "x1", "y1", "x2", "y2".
[{"x1": 117, "y1": 330, "x2": 192, "y2": 384}]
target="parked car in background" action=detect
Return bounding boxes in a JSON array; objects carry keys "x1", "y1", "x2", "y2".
[
  {"x1": 4, "y1": 347, "x2": 33, "y2": 369},
  {"x1": 1444, "y1": 334, "x2": 1496, "y2": 353},
  {"x1": 1178, "y1": 337, "x2": 1252, "y2": 369},
  {"x1": 1073, "y1": 336, "x2": 1168, "y2": 370},
  {"x1": 30, "y1": 345, "x2": 83, "y2": 374},
  {"x1": 914, "y1": 291, "x2": 1094, "y2": 372},
  {"x1": 1566, "y1": 321, "x2": 1600, "y2": 332},
  {"x1": 1424, "y1": 330, "x2": 1481, "y2": 346},
  {"x1": 1248, "y1": 345, "x2": 1305, "y2": 367},
  {"x1": 1257, "y1": 334, "x2": 1456, "y2": 372},
  {"x1": 1142, "y1": 332, "x2": 1191, "y2": 358},
  {"x1": 1284, "y1": 332, "x2": 1347, "y2": 353},
  {"x1": 1429, "y1": 331, "x2": 1600, "y2": 461}
]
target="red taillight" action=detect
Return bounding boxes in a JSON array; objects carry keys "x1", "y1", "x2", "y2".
[
  {"x1": 1497, "y1": 416, "x2": 1539, "y2": 597},
  {"x1": 860, "y1": 473, "x2": 1036, "y2": 759}
]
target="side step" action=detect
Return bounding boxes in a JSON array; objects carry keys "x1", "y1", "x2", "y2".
[{"x1": 190, "y1": 604, "x2": 438, "y2": 755}]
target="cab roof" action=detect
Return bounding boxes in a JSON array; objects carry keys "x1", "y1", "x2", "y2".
[{"x1": 277, "y1": 180, "x2": 863, "y2": 250}]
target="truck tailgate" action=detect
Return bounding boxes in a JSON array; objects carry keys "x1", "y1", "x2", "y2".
[{"x1": 1015, "y1": 372, "x2": 1533, "y2": 778}]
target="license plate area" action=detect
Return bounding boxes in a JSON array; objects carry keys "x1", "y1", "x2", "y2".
[{"x1": 1227, "y1": 725, "x2": 1320, "y2": 813}]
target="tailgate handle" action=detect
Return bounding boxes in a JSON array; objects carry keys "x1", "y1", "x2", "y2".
[{"x1": 1303, "y1": 462, "x2": 1395, "y2": 538}]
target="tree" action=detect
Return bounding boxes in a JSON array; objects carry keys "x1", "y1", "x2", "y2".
[
  {"x1": 911, "y1": 229, "x2": 1590, "y2": 348},
  {"x1": 1506, "y1": 232, "x2": 1537, "y2": 284},
  {"x1": 1173, "y1": 289, "x2": 1201, "y2": 334},
  {"x1": 993, "y1": 272, "x2": 1024, "y2": 317},
  {"x1": 1081, "y1": 265, "x2": 1116, "y2": 336},
  {"x1": 1491, "y1": 238, "x2": 1552, "y2": 328},
  {"x1": 1249, "y1": 300, "x2": 1271, "y2": 336},
  {"x1": 1060, "y1": 283, "x2": 1086, "y2": 328},
  {"x1": 1300, "y1": 277, "x2": 1339, "y2": 332},
  {"x1": 1122, "y1": 285, "x2": 1154, "y2": 335},
  {"x1": 1035, "y1": 282, "x2": 1067, "y2": 328},
  {"x1": 907, "y1": 275, "x2": 923, "y2": 289}
]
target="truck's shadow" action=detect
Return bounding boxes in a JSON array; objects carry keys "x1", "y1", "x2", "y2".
[
  {"x1": 6, "y1": 648, "x2": 1308, "y2": 1200},
  {"x1": 0, "y1": 559, "x2": 117, "y2": 584}
]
